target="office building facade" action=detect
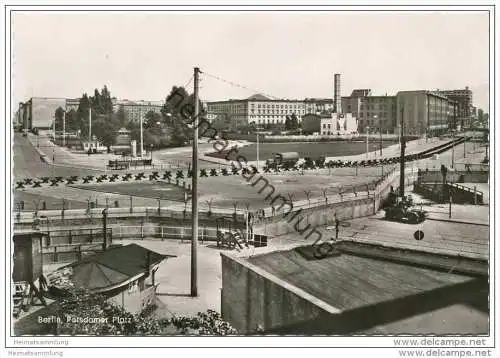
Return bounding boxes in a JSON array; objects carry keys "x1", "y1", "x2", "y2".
[
  {"x1": 113, "y1": 100, "x2": 164, "y2": 123},
  {"x1": 436, "y1": 87, "x2": 473, "y2": 129},
  {"x1": 341, "y1": 90, "x2": 397, "y2": 134},
  {"x1": 395, "y1": 91, "x2": 456, "y2": 137},
  {"x1": 18, "y1": 97, "x2": 67, "y2": 130}
]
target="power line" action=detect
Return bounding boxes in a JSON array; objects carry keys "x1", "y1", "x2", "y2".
[
  {"x1": 183, "y1": 75, "x2": 194, "y2": 92},
  {"x1": 202, "y1": 71, "x2": 282, "y2": 100}
]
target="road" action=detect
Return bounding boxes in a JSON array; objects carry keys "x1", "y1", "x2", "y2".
[{"x1": 13, "y1": 133, "x2": 104, "y2": 181}]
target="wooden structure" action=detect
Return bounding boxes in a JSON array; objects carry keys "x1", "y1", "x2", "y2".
[{"x1": 12, "y1": 230, "x2": 47, "y2": 317}]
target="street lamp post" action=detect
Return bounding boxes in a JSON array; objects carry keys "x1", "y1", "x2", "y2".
[
  {"x1": 140, "y1": 113, "x2": 144, "y2": 157},
  {"x1": 374, "y1": 115, "x2": 382, "y2": 156},
  {"x1": 365, "y1": 126, "x2": 370, "y2": 159},
  {"x1": 451, "y1": 129, "x2": 455, "y2": 169},
  {"x1": 150, "y1": 144, "x2": 154, "y2": 166},
  {"x1": 256, "y1": 132, "x2": 260, "y2": 170},
  {"x1": 63, "y1": 110, "x2": 66, "y2": 147},
  {"x1": 464, "y1": 132, "x2": 466, "y2": 159}
]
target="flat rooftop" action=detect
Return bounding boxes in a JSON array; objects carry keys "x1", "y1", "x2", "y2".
[{"x1": 245, "y1": 242, "x2": 488, "y2": 334}]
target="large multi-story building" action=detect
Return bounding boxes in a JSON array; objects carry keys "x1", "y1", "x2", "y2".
[
  {"x1": 113, "y1": 99, "x2": 164, "y2": 123},
  {"x1": 396, "y1": 91, "x2": 456, "y2": 137},
  {"x1": 206, "y1": 94, "x2": 336, "y2": 128},
  {"x1": 341, "y1": 90, "x2": 397, "y2": 134},
  {"x1": 341, "y1": 89, "x2": 457, "y2": 136},
  {"x1": 436, "y1": 87, "x2": 473, "y2": 129},
  {"x1": 18, "y1": 97, "x2": 67, "y2": 130}
]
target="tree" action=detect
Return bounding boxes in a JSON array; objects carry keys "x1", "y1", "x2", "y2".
[
  {"x1": 100, "y1": 85, "x2": 114, "y2": 115},
  {"x1": 92, "y1": 89, "x2": 102, "y2": 114},
  {"x1": 92, "y1": 117, "x2": 118, "y2": 150},
  {"x1": 144, "y1": 110, "x2": 162, "y2": 129},
  {"x1": 55, "y1": 288, "x2": 238, "y2": 335},
  {"x1": 285, "y1": 114, "x2": 299, "y2": 130},
  {"x1": 54, "y1": 107, "x2": 65, "y2": 132},
  {"x1": 301, "y1": 114, "x2": 321, "y2": 134},
  {"x1": 64, "y1": 109, "x2": 79, "y2": 132},
  {"x1": 115, "y1": 105, "x2": 127, "y2": 126},
  {"x1": 161, "y1": 86, "x2": 201, "y2": 147},
  {"x1": 76, "y1": 93, "x2": 91, "y2": 138},
  {"x1": 290, "y1": 113, "x2": 299, "y2": 130}
]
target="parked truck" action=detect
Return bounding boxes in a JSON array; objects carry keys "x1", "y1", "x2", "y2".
[{"x1": 265, "y1": 151, "x2": 300, "y2": 168}]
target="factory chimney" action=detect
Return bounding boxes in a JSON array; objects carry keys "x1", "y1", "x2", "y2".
[{"x1": 334, "y1": 73, "x2": 342, "y2": 114}]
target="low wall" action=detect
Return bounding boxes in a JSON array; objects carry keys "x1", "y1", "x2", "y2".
[
  {"x1": 414, "y1": 182, "x2": 484, "y2": 205},
  {"x1": 221, "y1": 254, "x2": 337, "y2": 334},
  {"x1": 256, "y1": 169, "x2": 417, "y2": 237},
  {"x1": 418, "y1": 170, "x2": 489, "y2": 184}
]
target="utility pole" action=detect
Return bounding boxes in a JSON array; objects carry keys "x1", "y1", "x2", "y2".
[
  {"x1": 63, "y1": 110, "x2": 66, "y2": 147},
  {"x1": 378, "y1": 117, "x2": 383, "y2": 156},
  {"x1": 88, "y1": 109, "x2": 92, "y2": 152},
  {"x1": 140, "y1": 113, "x2": 144, "y2": 157},
  {"x1": 256, "y1": 132, "x2": 260, "y2": 169},
  {"x1": 365, "y1": 126, "x2": 370, "y2": 159},
  {"x1": 399, "y1": 106, "x2": 406, "y2": 198},
  {"x1": 463, "y1": 133, "x2": 466, "y2": 158},
  {"x1": 451, "y1": 129, "x2": 455, "y2": 169},
  {"x1": 191, "y1": 67, "x2": 201, "y2": 297},
  {"x1": 53, "y1": 116, "x2": 56, "y2": 142}
]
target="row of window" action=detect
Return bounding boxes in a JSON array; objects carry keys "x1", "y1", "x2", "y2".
[
  {"x1": 250, "y1": 103, "x2": 302, "y2": 109},
  {"x1": 249, "y1": 115, "x2": 303, "y2": 119},
  {"x1": 359, "y1": 104, "x2": 395, "y2": 110},
  {"x1": 252, "y1": 119, "x2": 285, "y2": 124},
  {"x1": 251, "y1": 109, "x2": 305, "y2": 115}
]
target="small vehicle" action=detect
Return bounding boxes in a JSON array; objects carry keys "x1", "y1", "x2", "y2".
[
  {"x1": 384, "y1": 195, "x2": 426, "y2": 224},
  {"x1": 265, "y1": 151, "x2": 300, "y2": 168}
]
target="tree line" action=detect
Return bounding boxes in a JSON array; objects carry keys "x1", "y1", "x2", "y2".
[{"x1": 54, "y1": 85, "x2": 199, "y2": 151}]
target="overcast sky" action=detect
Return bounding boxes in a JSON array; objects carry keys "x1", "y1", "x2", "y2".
[{"x1": 11, "y1": 11, "x2": 490, "y2": 110}]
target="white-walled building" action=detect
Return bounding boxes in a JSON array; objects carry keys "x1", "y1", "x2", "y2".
[
  {"x1": 320, "y1": 113, "x2": 358, "y2": 135},
  {"x1": 206, "y1": 94, "x2": 335, "y2": 127}
]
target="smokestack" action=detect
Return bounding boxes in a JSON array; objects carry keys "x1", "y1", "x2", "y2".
[{"x1": 334, "y1": 73, "x2": 342, "y2": 114}]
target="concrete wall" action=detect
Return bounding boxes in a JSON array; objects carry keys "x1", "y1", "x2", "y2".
[
  {"x1": 418, "y1": 170, "x2": 488, "y2": 184},
  {"x1": 256, "y1": 169, "x2": 417, "y2": 237},
  {"x1": 221, "y1": 254, "x2": 336, "y2": 333}
]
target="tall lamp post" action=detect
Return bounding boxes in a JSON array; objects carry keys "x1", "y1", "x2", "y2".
[
  {"x1": 375, "y1": 115, "x2": 382, "y2": 156},
  {"x1": 451, "y1": 128, "x2": 456, "y2": 169},
  {"x1": 140, "y1": 113, "x2": 144, "y2": 157},
  {"x1": 365, "y1": 126, "x2": 370, "y2": 159},
  {"x1": 256, "y1": 132, "x2": 260, "y2": 169},
  {"x1": 62, "y1": 110, "x2": 66, "y2": 147}
]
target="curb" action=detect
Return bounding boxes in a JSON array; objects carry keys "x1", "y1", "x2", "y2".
[{"x1": 426, "y1": 217, "x2": 489, "y2": 227}]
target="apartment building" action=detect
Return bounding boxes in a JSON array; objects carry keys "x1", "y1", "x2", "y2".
[
  {"x1": 341, "y1": 90, "x2": 397, "y2": 134},
  {"x1": 341, "y1": 89, "x2": 456, "y2": 136},
  {"x1": 396, "y1": 91, "x2": 456, "y2": 137},
  {"x1": 113, "y1": 99, "x2": 164, "y2": 123},
  {"x1": 436, "y1": 87, "x2": 473, "y2": 129},
  {"x1": 18, "y1": 97, "x2": 67, "y2": 130}
]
